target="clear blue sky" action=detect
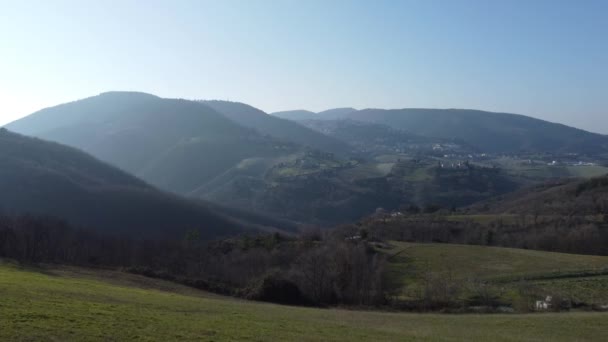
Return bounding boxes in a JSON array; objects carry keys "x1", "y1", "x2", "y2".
[{"x1": 1, "y1": 0, "x2": 606, "y2": 132}]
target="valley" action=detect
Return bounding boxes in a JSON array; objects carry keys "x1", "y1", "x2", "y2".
[
  {"x1": 2, "y1": 93, "x2": 608, "y2": 341},
  {"x1": 6, "y1": 93, "x2": 607, "y2": 225}
]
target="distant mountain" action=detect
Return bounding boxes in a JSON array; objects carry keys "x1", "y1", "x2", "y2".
[
  {"x1": 299, "y1": 119, "x2": 471, "y2": 156},
  {"x1": 0, "y1": 129, "x2": 265, "y2": 238},
  {"x1": 316, "y1": 107, "x2": 357, "y2": 119},
  {"x1": 200, "y1": 101, "x2": 351, "y2": 155},
  {"x1": 5, "y1": 92, "x2": 301, "y2": 194},
  {"x1": 275, "y1": 107, "x2": 608, "y2": 155},
  {"x1": 345, "y1": 109, "x2": 608, "y2": 154}
]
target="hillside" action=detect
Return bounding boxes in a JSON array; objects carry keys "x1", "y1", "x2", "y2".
[
  {"x1": 201, "y1": 101, "x2": 351, "y2": 155},
  {"x1": 473, "y1": 174, "x2": 608, "y2": 216},
  {"x1": 193, "y1": 153, "x2": 520, "y2": 225},
  {"x1": 299, "y1": 119, "x2": 470, "y2": 156},
  {"x1": 5, "y1": 92, "x2": 301, "y2": 194},
  {"x1": 379, "y1": 242, "x2": 608, "y2": 309},
  {"x1": 191, "y1": 150, "x2": 401, "y2": 224},
  {"x1": 359, "y1": 174, "x2": 608, "y2": 255},
  {"x1": 0, "y1": 129, "x2": 272, "y2": 238},
  {"x1": 275, "y1": 107, "x2": 608, "y2": 154},
  {"x1": 1, "y1": 261, "x2": 607, "y2": 341}
]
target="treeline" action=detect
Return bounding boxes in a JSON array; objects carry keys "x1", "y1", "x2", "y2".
[
  {"x1": 357, "y1": 213, "x2": 608, "y2": 255},
  {"x1": 0, "y1": 214, "x2": 391, "y2": 307}
]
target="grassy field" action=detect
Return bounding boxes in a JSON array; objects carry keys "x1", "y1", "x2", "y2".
[
  {"x1": 1, "y1": 261, "x2": 607, "y2": 341},
  {"x1": 383, "y1": 242, "x2": 608, "y2": 281},
  {"x1": 380, "y1": 242, "x2": 608, "y2": 305},
  {"x1": 533, "y1": 275, "x2": 608, "y2": 304}
]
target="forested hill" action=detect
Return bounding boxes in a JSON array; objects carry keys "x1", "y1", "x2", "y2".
[{"x1": 0, "y1": 129, "x2": 263, "y2": 239}]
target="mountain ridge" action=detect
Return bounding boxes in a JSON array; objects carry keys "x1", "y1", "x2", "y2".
[{"x1": 200, "y1": 100, "x2": 351, "y2": 155}]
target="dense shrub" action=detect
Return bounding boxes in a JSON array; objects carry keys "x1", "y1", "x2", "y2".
[{"x1": 246, "y1": 272, "x2": 308, "y2": 305}]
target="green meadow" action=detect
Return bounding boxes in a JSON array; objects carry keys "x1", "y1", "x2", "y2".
[{"x1": 1, "y1": 260, "x2": 607, "y2": 341}]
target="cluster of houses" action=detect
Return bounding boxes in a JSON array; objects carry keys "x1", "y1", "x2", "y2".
[
  {"x1": 438, "y1": 161, "x2": 472, "y2": 169},
  {"x1": 547, "y1": 160, "x2": 598, "y2": 166}
]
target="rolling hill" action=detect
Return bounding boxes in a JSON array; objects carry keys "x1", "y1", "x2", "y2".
[
  {"x1": 191, "y1": 152, "x2": 521, "y2": 225},
  {"x1": 0, "y1": 128, "x2": 288, "y2": 238}
]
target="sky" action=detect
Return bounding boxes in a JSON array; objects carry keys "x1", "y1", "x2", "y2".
[{"x1": 0, "y1": 0, "x2": 607, "y2": 133}]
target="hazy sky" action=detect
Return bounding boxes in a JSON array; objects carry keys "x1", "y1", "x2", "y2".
[{"x1": 1, "y1": 0, "x2": 607, "y2": 132}]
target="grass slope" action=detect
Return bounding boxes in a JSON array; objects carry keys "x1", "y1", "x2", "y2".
[
  {"x1": 384, "y1": 242, "x2": 608, "y2": 282},
  {"x1": 381, "y1": 242, "x2": 608, "y2": 304},
  {"x1": 1, "y1": 262, "x2": 607, "y2": 341}
]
